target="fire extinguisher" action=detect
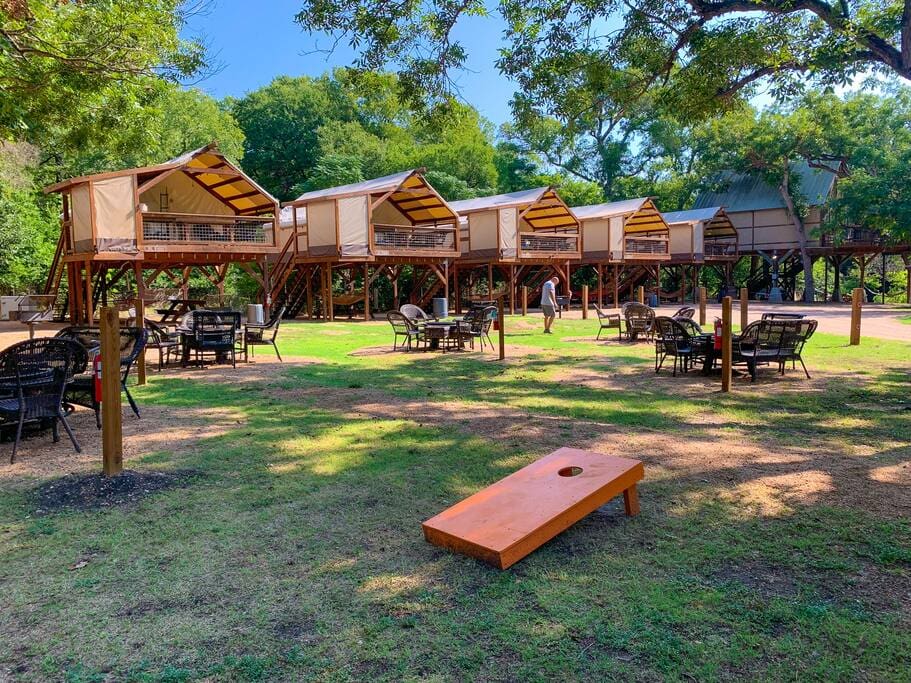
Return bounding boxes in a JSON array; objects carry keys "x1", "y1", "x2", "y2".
[
  {"x1": 93, "y1": 355, "x2": 103, "y2": 403},
  {"x1": 492, "y1": 310, "x2": 500, "y2": 331},
  {"x1": 713, "y1": 318, "x2": 723, "y2": 350}
]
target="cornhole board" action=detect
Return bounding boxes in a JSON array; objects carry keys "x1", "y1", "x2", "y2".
[{"x1": 422, "y1": 448, "x2": 643, "y2": 569}]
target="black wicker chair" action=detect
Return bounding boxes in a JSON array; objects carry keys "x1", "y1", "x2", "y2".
[
  {"x1": 387, "y1": 311, "x2": 425, "y2": 351},
  {"x1": 622, "y1": 302, "x2": 656, "y2": 341},
  {"x1": 778, "y1": 318, "x2": 817, "y2": 378},
  {"x1": 654, "y1": 316, "x2": 698, "y2": 376},
  {"x1": 672, "y1": 306, "x2": 696, "y2": 320},
  {"x1": 0, "y1": 338, "x2": 82, "y2": 462},
  {"x1": 399, "y1": 304, "x2": 435, "y2": 325},
  {"x1": 55, "y1": 326, "x2": 148, "y2": 428},
  {"x1": 460, "y1": 305, "x2": 496, "y2": 351},
  {"x1": 733, "y1": 319, "x2": 802, "y2": 381},
  {"x1": 244, "y1": 306, "x2": 285, "y2": 362},
  {"x1": 144, "y1": 318, "x2": 180, "y2": 371},
  {"x1": 185, "y1": 311, "x2": 240, "y2": 368}
]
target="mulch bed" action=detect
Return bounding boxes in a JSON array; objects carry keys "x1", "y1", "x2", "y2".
[{"x1": 33, "y1": 469, "x2": 199, "y2": 514}]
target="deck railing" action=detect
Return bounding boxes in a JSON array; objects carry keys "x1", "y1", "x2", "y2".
[
  {"x1": 624, "y1": 235, "x2": 669, "y2": 257},
  {"x1": 704, "y1": 239, "x2": 738, "y2": 258},
  {"x1": 142, "y1": 213, "x2": 272, "y2": 245},
  {"x1": 819, "y1": 228, "x2": 882, "y2": 247},
  {"x1": 373, "y1": 223, "x2": 457, "y2": 253},
  {"x1": 519, "y1": 232, "x2": 579, "y2": 255}
]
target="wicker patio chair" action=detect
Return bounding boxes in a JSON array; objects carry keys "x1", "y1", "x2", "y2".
[
  {"x1": 185, "y1": 311, "x2": 240, "y2": 368},
  {"x1": 778, "y1": 318, "x2": 817, "y2": 378},
  {"x1": 672, "y1": 306, "x2": 696, "y2": 320},
  {"x1": 243, "y1": 306, "x2": 285, "y2": 362},
  {"x1": 622, "y1": 302, "x2": 656, "y2": 342},
  {"x1": 761, "y1": 312, "x2": 806, "y2": 321},
  {"x1": 593, "y1": 305, "x2": 622, "y2": 341},
  {"x1": 654, "y1": 316, "x2": 697, "y2": 376},
  {"x1": 144, "y1": 318, "x2": 180, "y2": 371},
  {"x1": 399, "y1": 304, "x2": 435, "y2": 325},
  {"x1": 467, "y1": 306, "x2": 496, "y2": 351},
  {"x1": 55, "y1": 326, "x2": 147, "y2": 428},
  {"x1": 733, "y1": 319, "x2": 799, "y2": 381},
  {"x1": 387, "y1": 311, "x2": 425, "y2": 351},
  {"x1": 0, "y1": 338, "x2": 82, "y2": 462},
  {"x1": 675, "y1": 318, "x2": 704, "y2": 337}
]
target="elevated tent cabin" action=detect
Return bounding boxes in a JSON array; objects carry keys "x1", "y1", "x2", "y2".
[
  {"x1": 573, "y1": 198, "x2": 670, "y2": 264},
  {"x1": 43, "y1": 143, "x2": 279, "y2": 323},
  {"x1": 271, "y1": 169, "x2": 460, "y2": 320},
  {"x1": 663, "y1": 207, "x2": 738, "y2": 263},
  {"x1": 692, "y1": 161, "x2": 857, "y2": 255},
  {"x1": 572, "y1": 198, "x2": 671, "y2": 308},
  {"x1": 448, "y1": 187, "x2": 580, "y2": 310}
]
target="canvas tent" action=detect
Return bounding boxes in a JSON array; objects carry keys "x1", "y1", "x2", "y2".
[
  {"x1": 573, "y1": 198, "x2": 669, "y2": 262},
  {"x1": 449, "y1": 187, "x2": 580, "y2": 261},
  {"x1": 663, "y1": 206, "x2": 738, "y2": 262},
  {"x1": 282, "y1": 169, "x2": 459, "y2": 260}
]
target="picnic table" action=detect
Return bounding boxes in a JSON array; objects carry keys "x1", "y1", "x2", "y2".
[{"x1": 156, "y1": 298, "x2": 206, "y2": 323}]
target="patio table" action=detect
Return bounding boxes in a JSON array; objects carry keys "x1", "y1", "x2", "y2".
[{"x1": 423, "y1": 321, "x2": 464, "y2": 351}]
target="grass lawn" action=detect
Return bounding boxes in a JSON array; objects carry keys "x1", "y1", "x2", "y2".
[{"x1": 1, "y1": 316, "x2": 910, "y2": 681}]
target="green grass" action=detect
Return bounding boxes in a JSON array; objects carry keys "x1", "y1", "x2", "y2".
[{"x1": 1, "y1": 317, "x2": 910, "y2": 681}]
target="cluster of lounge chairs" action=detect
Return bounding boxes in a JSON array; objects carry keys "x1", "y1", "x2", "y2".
[
  {"x1": 596, "y1": 302, "x2": 817, "y2": 381},
  {"x1": 387, "y1": 304, "x2": 495, "y2": 352}
]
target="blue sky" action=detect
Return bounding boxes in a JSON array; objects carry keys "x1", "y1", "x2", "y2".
[{"x1": 183, "y1": 0, "x2": 516, "y2": 126}]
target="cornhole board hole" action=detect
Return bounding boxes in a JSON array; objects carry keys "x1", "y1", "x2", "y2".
[{"x1": 422, "y1": 448, "x2": 643, "y2": 569}]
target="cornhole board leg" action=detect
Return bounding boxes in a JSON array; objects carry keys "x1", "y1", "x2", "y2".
[{"x1": 422, "y1": 448, "x2": 644, "y2": 570}]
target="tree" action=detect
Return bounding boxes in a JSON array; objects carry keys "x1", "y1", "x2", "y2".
[
  {"x1": 1, "y1": 0, "x2": 208, "y2": 142},
  {"x1": 295, "y1": 0, "x2": 911, "y2": 119}
]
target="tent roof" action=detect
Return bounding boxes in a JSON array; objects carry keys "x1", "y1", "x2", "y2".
[
  {"x1": 573, "y1": 197, "x2": 668, "y2": 234},
  {"x1": 572, "y1": 197, "x2": 651, "y2": 221},
  {"x1": 287, "y1": 169, "x2": 458, "y2": 224},
  {"x1": 663, "y1": 206, "x2": 737, "y2": 239},
  {"x1": 693, "y1": 161, "x2": 838, "y2": 212},
  {"x1": 450, "y1": 187, "x2": 579, "y2": 231},
  {"x1": 44, "y1": 142, "x2": 278, "y2": 216}
]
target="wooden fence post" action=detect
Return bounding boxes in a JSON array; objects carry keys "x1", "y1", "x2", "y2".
[
  {"x1": 721, "y1": 296, "x2": 732, "y2": 393},
  {"x1": 637, "y1": 285, "x2": 645, "y2": 305},
  {"x1": 134, "y1": 298, "x2": 146, "y2": 386},
  {"x1": 740, "y1": 287, "x2": 748, "y2": 331},
  {"x1": 521, "y1": 286, "x2": 528, "y2": 316},
  {"x1": 850, "y1": 287, "x2": 862, "y2": 345},
  {"x1": 100, "y1": 307, "x2": 123, "y2": 476},
  {"x1": 698, "y1": 286, "x2": 707, "y2": 326},
  {"x1": 497, "y1": 296, "x2": 506, "y2": 361},
  {"x1": 582, "y1": 285, "x2": 589, "y2": 319}
]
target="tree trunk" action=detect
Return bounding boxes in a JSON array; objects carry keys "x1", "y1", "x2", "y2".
[
  {"x1": 902, "y1": 253, "x2": 911, "y2": 304},
  {"x1": 779, "y1": 169, "x2": 815, "y2": 303}
]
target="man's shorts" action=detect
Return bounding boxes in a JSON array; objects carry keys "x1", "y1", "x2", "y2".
[{"x1": 542, "y1": 304, "x2": 556, "y2": 317}]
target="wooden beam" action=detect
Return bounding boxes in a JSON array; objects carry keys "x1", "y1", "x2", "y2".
[{"x1": 721, "y1": 296, "x2": 732, "y2": 392}]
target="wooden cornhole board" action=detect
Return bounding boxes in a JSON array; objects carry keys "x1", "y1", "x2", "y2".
[{"x1": 422, "y1": 448, "x2": 643, "y2": 569}]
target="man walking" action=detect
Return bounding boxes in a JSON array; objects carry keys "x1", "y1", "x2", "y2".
[{"x1": 541, "y1": 276, "x2": 559, "y2": 334}]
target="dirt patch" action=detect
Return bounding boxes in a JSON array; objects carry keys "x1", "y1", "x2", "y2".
[{"x1": 33, "y1": 469, "x2": 199, "y2": 514}]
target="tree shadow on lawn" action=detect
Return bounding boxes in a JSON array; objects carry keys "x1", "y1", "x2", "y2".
[{"x1": 2, "y1": 354, "x2": 910, "y2": 680}]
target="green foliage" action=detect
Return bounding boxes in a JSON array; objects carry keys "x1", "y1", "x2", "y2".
[
  {"x1": 232, "y1": 69, "x2": 498, "y2": 200},
  {"x1": 0, "y1": 0, "x2": 207, "y2": 142}
]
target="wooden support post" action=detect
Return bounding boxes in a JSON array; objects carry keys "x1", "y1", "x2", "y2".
[
  {"x1": 443, "y1": 261, "x2": 450, "y2": 308},
  {"x1": 364, "y1": 262, "x2": 371, "y2": 320},
  {"x1": 262, "y1": 261, "x2": 272, "y2": 320},
  {"x1": 850, "y1": 287, "x2": 862, "y2": 345},
  {"x1": 509, "y1": 265, "x2": 515, "y2": 315},
  {"x1": 452, "y1": 264, "x2": 460, "y2": 314},
  {"x1": 721, "y1": 296, "x2": 732, "y2": 393},
  {"x1": 597, "y1": 263, "x2": 604, "y2": 308},
  {"x1": 522, "y1": 286, "x2": 528, "y2": 316},
  {"x1": 613, "y1": 266, "x2": 619, "y2": 307},
  {"x1": 740, "y1": 287, "x2": 748, "y2": 331},
  {"x1": 84, "y1": 260, "x2": 94, "y2": 324},
  {"x1": 637, "y1": 285, "x2": 645, "y2": 305},
  {"x1": 582, "y1": 285, "x2": 589, "y2": 319},
  {"x1": 326, "y1": 263, "x2": 334, "y2": 321},
  {"x1": 487, "y1": 263, "x2": 494, "y2": 296},
  {"x1": 698, "y1": 286, "x2": 707, "y2": 327},
  {"x1": 497, "y1": 296, "x2": 505, "y2": 361},
  {"x1": 565, "y1": 261, "x2": 571, "y2": 296},
  {"x1": 100, "y1": 307, "x2": 123, "y2": 476},
  {"x1": 134, "y1": 298, "x2": 146, "y2": 386}
]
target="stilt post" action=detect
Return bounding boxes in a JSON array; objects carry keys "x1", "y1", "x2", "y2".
[
  {"x1": 721, "y1": 296, "x2": 732, "y2": 393},
  {"x1": 100, "y1": 307, "x2": 123, "y2": 476},
  {"x1": 850, "y1": 287, "x2": 862, "y2": 345}
]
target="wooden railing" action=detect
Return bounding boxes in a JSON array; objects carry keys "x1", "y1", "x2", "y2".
[
  {"x1": 819, "y1": 228, "x2": 883, "y2": 247},
  {"x1": 519, "y1": 232, "x2": 579, "y2": 255},
  {"x1": 142, "y1": 212, "x2": 272, "y2": 245},
  {"x1": 624, "y1": 235, "x2": 669, "y2": 257},
  {"x1": 373, "y1": 223, "x2": 457, "y2": 253},
  {"x1": 704, "y1": 239, "x2": 738, "y2": 258}
]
